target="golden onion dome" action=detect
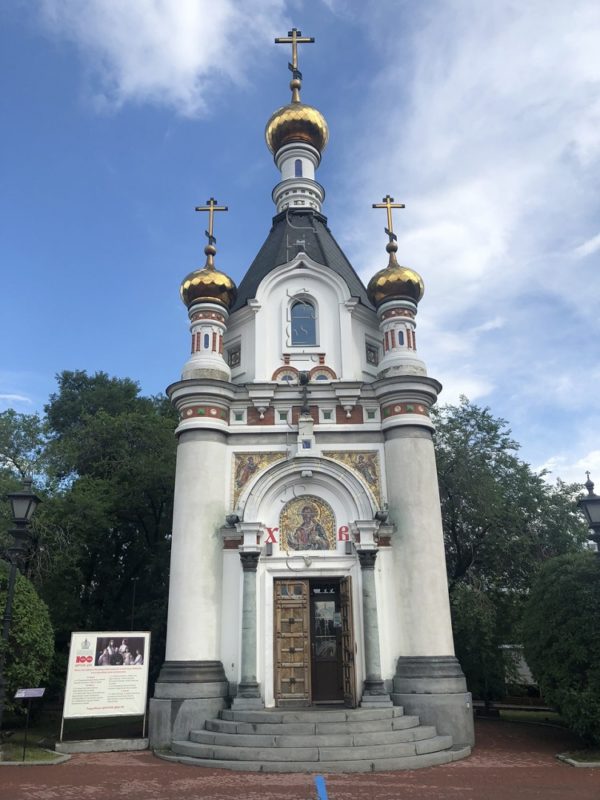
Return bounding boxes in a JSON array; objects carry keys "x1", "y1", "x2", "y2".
[
  {"x1": 367, "y1": 243, "x2": 424, "y2": 307},
  {"x1": 266, "y1": 101, "x2": 329, "y2": 155},
  {"x1": 180, "y1": 245, "x2": 237, "y2": 309}
]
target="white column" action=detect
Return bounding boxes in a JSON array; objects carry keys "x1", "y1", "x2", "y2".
[
  {"x1": 165, "y1": 429, "x2": 228, "y2": 661},
  {"x1": 384, "y1": 429, "x2": 455, "y2": 656}
]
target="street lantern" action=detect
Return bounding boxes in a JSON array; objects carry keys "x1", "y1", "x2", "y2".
[
  {"x1": 578, "y1": 472, "x2": 600, "y2": 553},
  {"x1": 1, "y1": 477, "x2": 41, "y2": 736},
  {"x1": 7, "y1": 479, "x2": 41, "y2": 525}
]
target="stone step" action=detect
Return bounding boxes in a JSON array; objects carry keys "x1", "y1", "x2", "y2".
[
  {"x1": 172, "y1": 734, "x2": 453, "y2": 764},
  {"x1": 205, "y1": 715, "x2": 421, "y2": 736},
  {"x1": 189, "y1": 725, "x2": 438, "y2": 749},
  {"x1": 221, "y1": 707, "x2": 404, "y2": 724},
  {"x1": 158, "y1": 745, "x2": 472, "y2": 773}
]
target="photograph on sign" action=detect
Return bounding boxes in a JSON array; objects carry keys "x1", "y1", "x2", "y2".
[{"x1": 63, "y1": 631, "x2": 150, "y2": 720}]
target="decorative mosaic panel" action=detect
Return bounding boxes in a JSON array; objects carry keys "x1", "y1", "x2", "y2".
[
  {"x1": 280, "y1": 495, "x2": 335, "y2": 552},
  {"x1": 232, "y1": 452, "x2": 286, "y2": 507},
  {"x1": 322, "y1": 450, "x2": 382, "y2": 505}
]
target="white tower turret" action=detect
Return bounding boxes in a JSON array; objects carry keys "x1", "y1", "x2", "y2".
[{"x1": 265, "y1": 28, "x2": 328, "y2": 214}]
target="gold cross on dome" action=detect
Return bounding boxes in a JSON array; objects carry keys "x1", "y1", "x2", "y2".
[
  {"x1": 195, "y1": 197, "x2": 228, "y2": 246},
  {"x1": 372, "y1": 194, "x2": 405, "y2": 241},
  {"x1": 275, "y1": 27, "x2": 314, "y2": 72}
]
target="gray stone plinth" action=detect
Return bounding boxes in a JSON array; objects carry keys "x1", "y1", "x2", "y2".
[
  {"x1": 55, "y1": 738, "x2": 148, "y2": 754},
  {"x1": 149, "y1": 662, "x2": 229, "y2": 749},
  {"x1": 392, "y1": 655, "x2": 474, "y2": 747}
]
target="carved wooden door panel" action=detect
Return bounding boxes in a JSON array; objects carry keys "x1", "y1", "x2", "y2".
[
  {"x1": 274, "y1": 578, "x2": 311, "y2": 706},
  {"x1": 340, "y1": 576, "x2": 357, "y2": 707}
]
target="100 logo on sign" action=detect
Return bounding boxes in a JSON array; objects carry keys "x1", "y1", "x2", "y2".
[{"x1": 75, "y1": 655, "x2": 93, "y2": 664}]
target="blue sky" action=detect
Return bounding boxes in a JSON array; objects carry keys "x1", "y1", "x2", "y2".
[{"x1": 1, "y1": 1, "x2": 599, "y2": 484}]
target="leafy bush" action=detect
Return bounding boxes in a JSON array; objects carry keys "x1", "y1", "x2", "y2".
[
  {"x1": 450, "y1": 583, "x2": 507, "y2": 700},
  {"x1": 522, "y1": 552, "x2": 600, "y2": 745},
  {"x1": 0, "y1": 561, "x2": 54, "y2": 715}
]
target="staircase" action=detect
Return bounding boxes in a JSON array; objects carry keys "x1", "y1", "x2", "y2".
[{"x1": 158, "y1": 706, "x2": 471, "y2": 772}]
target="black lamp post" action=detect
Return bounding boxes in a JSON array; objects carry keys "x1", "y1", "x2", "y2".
[
  {"x1": 577, "y1": 472, "x2": 600, "y2": 555},
  {"x1": 0, "y1": 478, "x2": 41, "y2": 735}
]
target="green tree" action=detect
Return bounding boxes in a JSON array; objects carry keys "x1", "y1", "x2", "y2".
[
  {"x1": 0, "y1": 561, "x2": 54, "y2": 714},
  {"x1": 432, "y1": 398, "x2": 588, "y2": 698},
  {"x1": 432, "y1": 398, "x2": 587, "y2": 594},
  {"x1": 40, "y1": 371, "x2": 177, "y2": 684},
  {"x1": 522, "y1": 552, "x2": 600, "y2": 744}
]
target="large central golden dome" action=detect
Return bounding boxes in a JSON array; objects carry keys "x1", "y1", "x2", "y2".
[{"x1": 266, "y1": 102, "x2": 329, "y2": 155}]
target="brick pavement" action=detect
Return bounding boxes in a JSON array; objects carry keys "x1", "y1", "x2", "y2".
[{"x1": 0, "y1": 719, "x2": 598, "y2": 800}]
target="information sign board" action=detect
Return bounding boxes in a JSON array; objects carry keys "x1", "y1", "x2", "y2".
[
  {"x1": 62, "y1": 631, "x2": 150, "y2": 719},
  {"x1": 15, "y1": 688, "x2": 46, "y2": 699}
]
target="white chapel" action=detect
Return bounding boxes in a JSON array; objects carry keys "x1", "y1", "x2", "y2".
[{"x1": 149, "y1": 29, "x2": 474, "y2": 771}]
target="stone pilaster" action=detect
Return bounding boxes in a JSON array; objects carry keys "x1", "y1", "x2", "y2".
[{"x1": 357, "y1": 548, "x2": 392, "y2": 707}]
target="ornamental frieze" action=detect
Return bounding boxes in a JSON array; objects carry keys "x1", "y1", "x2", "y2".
[{"x1": 381, "y1": 402, "x2": 429, "y2": 419}]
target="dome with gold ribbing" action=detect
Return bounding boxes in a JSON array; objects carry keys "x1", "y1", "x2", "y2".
[
  {"x1": 266, "y1": 99, "x2": 329, "y2": 155},
  {"x1": 180, "y1": 260, "x2": 237, "y2": 310},
  {"x1": 180, "y1": 198, "x2": 237, "y2": 310},
  {"x1": 367, "y1": 242, "x2": 424, "y2": 307}
]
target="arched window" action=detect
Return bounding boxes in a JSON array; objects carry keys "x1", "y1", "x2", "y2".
[
  {"x1": 291, "y1": 300, "x2": 317, "y2": 346},
  {"x1": 203, "y1": 333, "x2": 210, "y2": 349},
  {"x1": 294, "y1": 159, "x2": 303, "y2": 177}
]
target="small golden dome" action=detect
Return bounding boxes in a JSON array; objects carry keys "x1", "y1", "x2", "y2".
[
  {"x1": 180, "y1": 266, "x2": 237, "y2": 310},
  {"x1": 266, "y1": 102, "x2": 329, "y2": 154},
  {"x1": 367, "y1": 253, "x2": 424, "y2": 307}
]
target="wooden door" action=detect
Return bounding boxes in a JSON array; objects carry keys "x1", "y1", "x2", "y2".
[
  {"x1": 340, "y1": 576, "x2": 357, "y2": 707},
  {"x1": 274, "y1": 578, "x2": 311, "y2": 706}
]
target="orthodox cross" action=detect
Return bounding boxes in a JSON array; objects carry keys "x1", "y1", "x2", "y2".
[
  {"x1": 275, "y1": 27, "x2": 314, "y2": 79},
  {"x1": 372, "y1": 194, "x2": 405, "y2": 242},
  {"x1": 195, "y1": 197, "x2": 228, "y2": 248}
]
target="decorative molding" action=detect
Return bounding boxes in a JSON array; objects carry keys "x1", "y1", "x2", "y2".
[
  {"x1": 381, "y1": 402, "x2": 429, "y2": 419},
  {"x1": 180, "y1": 404, "x2": 228, "y2": 421}
]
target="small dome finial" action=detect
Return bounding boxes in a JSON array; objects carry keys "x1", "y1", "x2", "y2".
[
  {"x1": 367, "y1": 194, "x2": 425, "y2": 307},
  {"x1": 585, "y1": 471, "x2": 595, "y2": 495},
  {"x1": 275, "y1": 27, "x2": 315, "y2": 104},
  {"x1": 373, "y1": 194, "x2": 405, "y2": 268},
  {"x1": 195, "y1": 197, "x2": 227, "y2": 269},
  {"x1": 179, "y1": 197, "x2": 237, "y2": 309}
]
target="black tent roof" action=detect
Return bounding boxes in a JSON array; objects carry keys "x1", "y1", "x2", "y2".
[{"x1": 231, "y1": 209, "x2": 373, "y2": 313}]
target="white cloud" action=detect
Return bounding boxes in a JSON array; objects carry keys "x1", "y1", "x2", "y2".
[
  {"x1": 573, "y1": 231, "x2": 600, "y2": 259},
  {"x1": 38, "y1": 0, "x2": 289, "y2": 116},
  {"x1": 537, "y1": 449, "x2": 600, "y2": 485},
  {"x1": 0, "y1": 393, "x2": 33, "y2": 406},
  {"x1": 335, "y1": 0, "x2": 600, "y2": 469}
]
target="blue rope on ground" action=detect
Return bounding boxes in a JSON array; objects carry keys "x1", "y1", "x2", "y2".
[{"x1": 315, "y1": 775, "x2": 328, "y2": 800}]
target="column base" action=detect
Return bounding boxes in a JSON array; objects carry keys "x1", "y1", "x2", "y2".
[
  {"x1": 392, "y1": 655, "x2": 474, "y2": 747},
  {"x1": 360, "y1": 678, "x2": 393, "y2": 708},
  {"x1": 232, "y1": 681, "x2": 263, "y2": 709},
  {"x1": 149, "y1": 661, "x2": 229, "y2": 749}
]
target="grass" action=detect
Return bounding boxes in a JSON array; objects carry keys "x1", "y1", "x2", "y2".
[
  {"x1": 499, "y1": 709, "x2": 565, "y2": 726},
  {"x1": 0, "y1": 741, "x2": 60, "y2": 763},
  {"x1": 562, "y1": 748, "x2": 600, "y2": 763}
]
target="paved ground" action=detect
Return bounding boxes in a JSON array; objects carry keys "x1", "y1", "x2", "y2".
[{"x1": 1, "y1": 719, "x2": 598, "y2": 800}]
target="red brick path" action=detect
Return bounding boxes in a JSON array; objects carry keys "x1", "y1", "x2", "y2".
[{"x1": 1, "y1": 720, "x2": 598, "y2": 800}]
